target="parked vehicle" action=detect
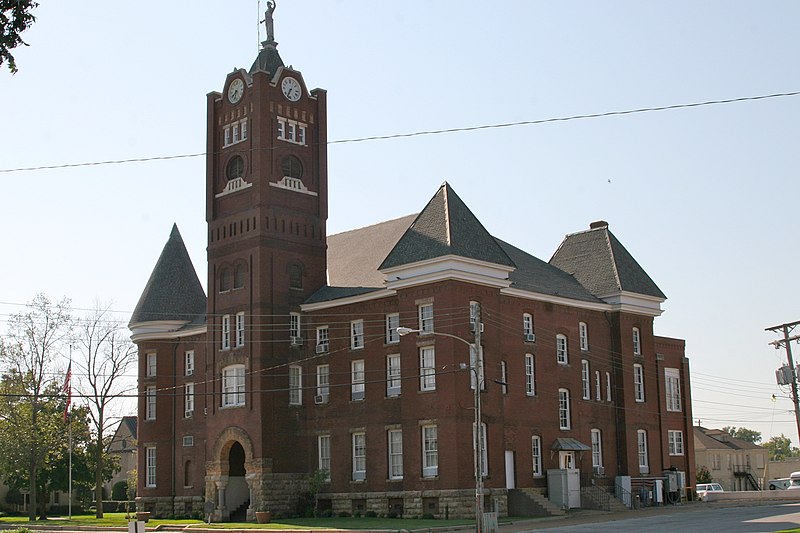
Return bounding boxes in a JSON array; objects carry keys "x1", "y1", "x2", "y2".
[
  {"x1": 696, "y1": 482, "x2": 724, "y2": 500},
  {"x1": 787, "y1": 471, "x2": 800, "y2": 490},
  {"x1": 768, "y1": 478, "x2": 791, "y2": 490}
]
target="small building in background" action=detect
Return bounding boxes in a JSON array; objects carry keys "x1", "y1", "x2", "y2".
[
  {"x1": 105, "y1": 416, "x2": 137, "y2": 500},
  {"x1": 694, "y1": 426, "x2": 768, "y2": 491}
]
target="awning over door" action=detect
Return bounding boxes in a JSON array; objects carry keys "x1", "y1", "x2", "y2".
[{"x1": 551, "y1": 437, "x2": 591, "y2": 451}]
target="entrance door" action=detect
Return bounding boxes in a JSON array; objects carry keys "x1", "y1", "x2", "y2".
[
  {"x1": 559, "y1": 451, "x2": 575, "y2": 469},
  {"x1": 504, "y1": 450, "x2": 515, "y2": 489}
]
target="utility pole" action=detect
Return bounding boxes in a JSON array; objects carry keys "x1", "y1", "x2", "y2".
[
  {"x1": 473, "y1": 303, "x2": 483, "y2": 533},
  {"x1": 766, "y1": 320, "x2": 800, "y2": 445}
]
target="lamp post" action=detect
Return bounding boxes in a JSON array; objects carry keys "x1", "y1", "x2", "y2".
[{"x1": 397, "y1": 323, "x2": 484, "y2": 533}]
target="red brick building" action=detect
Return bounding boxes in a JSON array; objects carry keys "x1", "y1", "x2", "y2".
[{"x1": 129, "y1": 16, "x2": 694, "y2": 521}]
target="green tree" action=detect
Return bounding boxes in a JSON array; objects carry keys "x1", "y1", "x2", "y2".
[
  {"x1": 722, "y1": 426, "x2": 762, "y2": 444},
  {"x1": 0, "y1": 294, "x2": 72, "y2": 520},
  {"x1": 696, "y1": 465, "x2": 713, "y2": 484},
  {"x1": 0, "y1": 0, "x2": 38, "y2": 73},
  {"x1": 764, "y1": 434, "x2": 800, "y2": 461}
]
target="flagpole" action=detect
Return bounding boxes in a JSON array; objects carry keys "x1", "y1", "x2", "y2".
[{"x1": 67, "y1": 346, "x2": 72, "y2": 520}]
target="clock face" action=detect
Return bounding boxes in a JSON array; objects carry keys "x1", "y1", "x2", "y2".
[
  {"x1": 281, "y1": 77, "x2": 302, "y2": 102},
  {"x1": 228, "y1": 79, "x2": 244, "y2": 104}
]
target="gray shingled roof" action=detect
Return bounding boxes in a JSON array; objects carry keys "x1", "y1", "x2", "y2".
[
  {"x1": 694, "y1": 427, "x2": 765, "y2": 451},
  {"x1": 249, "y1": 44, "x2": 285, "y2": 76},
  {"x1": 129, "y1": 224, "x2": 207, "y2": 326},
  {"x1": 549, "y1": 222, "x2": 666, "y2": 300},
  {"x1": 379, "y1": 183, "x2": 515, "y2": 270}
]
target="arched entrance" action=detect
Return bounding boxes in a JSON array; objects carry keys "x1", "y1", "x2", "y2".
[
  {"x1": 227, "y1": 442, "x2": 248, "y2": 521},
  {"x1": 206, "y1": 427, "x2": 257, "y2": 522}
]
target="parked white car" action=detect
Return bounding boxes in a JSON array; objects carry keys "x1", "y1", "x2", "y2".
[
  {"x1": 768, "y1": 478, "x2": 791, "y2": 490},
  {"x1": 696, "y1": 482, "x2": 724, "y2": 500},
  {"x1": 787, "y1": 471, "x2": 800, "y2": 490}
]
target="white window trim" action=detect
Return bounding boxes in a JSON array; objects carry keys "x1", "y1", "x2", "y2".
[
  {"x1": 351, "y1": 360, "x2": 365, "y2": 401},
  {"x1": 532, "y1": 435, "x2": 543, "y2": 477},
  {"x1": 665, "y1": 368, "x2": 682, "y2": 412},
  {"x1": 316, "y1": 364, "x2": 330, "y2": 400},
  {"x1": 605, "y1": 371, "x2": 612, "y2": 402},
  {"x1": 595, "y1": 370, "x2": 601, "y2": 401},
  {"x1": 388, "y1": 429, "x2": 403, "y2": 480},
  {"x1": 221, "y1": 315, "x2": 231, "y2": 350},
  {"x1": 289, "y1": 365, "x2": 303, "y2": 405},
  {"x1": 290, "y1": 312, "x2": 301, "y2": 339},
  {"x1": 668, "y1": 430, "x2": 685, "y2": 456},
  {"x1": 184, "y1": 383, "x2": 195, "y2": 417},
  {"x1": 422, "y1": 425, "x2": 439, "y2": 478},
  {"x1": 146, "y1": 446, "x2": 157, "y2": 487},
  {"x1": 638, "y1": 430, "x2": 649, "y2": 473},
  {"x1": 558, "y1": 388, "x2": 571, "y2": 430},
  {"x1": 146, "y1": 386, "x2": 156, "y2": 420},
  {"x1": 352, "y1": 432, "x2": 366, "y2": 480},
  {"x1": 318, "y1": 434, "x2": 331, "y2": 477},
  {"x1": 581, "y1": 360, "x2": 590, "y2": 400},
  {"x1": 386, "y1": 313, "x2": 400, "y2": 344},
  {"x1": 525, "y1": 353, "x2": 535, "y2": 396},
  {"x1": 146, "y1": 352, "x2": 157, "y2": 377},
  {"x1": 556, "y1": 334, "x2": 568, "y2": 364},
  {"x1": 386, "y1": 354, "x2": 401, "y2": 397},
  {"x1": 579, "y1": 322, "x2": 589, "y2": 351},
  {"x1": 236, "y1": 311, "x2": 245, "y2": 347},
  {"x1": 420, "y1": 346, "x2": 436, "y2": 391},
  {"x1": 185, "y1": 350, "x2": 194, "y2": 376},
  {"x1": 591, "y1": 428, "x2": 603, "y2": 467},
  {"x1": 633, "y1": 364, "x2": 645, "y2": 402},
  {"x1": 419, "y1": 303, "x2": 434, "y2": 333},
  {"x1": 351, "y1": 319, "x2": 364, "y2": 350},
  {"x1": 316, "y1": 326, "x2": 329, "y2": 352},
  {"x1": 222, "y1": 364, "x2": 245, "y2": 407},
  {"x1": 633, "y1": 327, "x2": 641, "y2": 357},
  {"x1": 523, "y1": 313, "x2": 533, "y2": 336}
]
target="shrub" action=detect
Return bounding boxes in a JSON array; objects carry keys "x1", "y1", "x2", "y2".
[
  {"x1": 112, "y1": 481, "x2": 128, "y2": 501},
  {"x1": 365, "y1": 510, "x2": 377, "y2": 518},
  {"x1": 337, "y1": 511, "x2": 351, "y2": 517}
]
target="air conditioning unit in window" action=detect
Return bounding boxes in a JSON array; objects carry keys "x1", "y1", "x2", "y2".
[
  {"x1": 593, "y1": 466, "x2": 605, "y2": 475},
  {"x1": 186, "y1": 369, "x2": 193, "y2": 376},
  {"x1": 314, "y1": 394, "x2": 328, "y2": 404},
  {"x1": 290, "y1": 336, "x2": 303, "y2": 346},
  {"x1": 525, "y1": 333, "x2": 536, "y2": 343},
  {"x1": 316, "y1": 344, "x2": 328, "y2": 354},
  {"x1": 185, "y1": 410, "x2": 193, "y2": 419}
]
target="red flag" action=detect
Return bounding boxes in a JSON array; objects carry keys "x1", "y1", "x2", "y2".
[{"x1": 63, "y1": 362, "x2": 71, "y2": 421}]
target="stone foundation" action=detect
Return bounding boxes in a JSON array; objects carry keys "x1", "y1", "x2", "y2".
[
  {"x1": 135, "y1": 495, "x2": 205, "y2": 518},
  {"x1": 320, "y1": 488, "x2": 508, "y2": 519}
]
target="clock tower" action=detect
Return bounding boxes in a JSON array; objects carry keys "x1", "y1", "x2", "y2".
[{"x1": 203, "y1": 8, "x2": 328, "y2": 519}]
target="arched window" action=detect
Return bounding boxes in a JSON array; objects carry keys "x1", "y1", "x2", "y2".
[
  {"x1": 556, "y1": 334, "x2": 568, "y2": 364},
  {"x1": 219, "y1": 267, "x2": 231, "y2": 292},
  {"x1": 281, "y1": 155, "x2": 303, "y2": 179},
  {"x1": 226, "y1": 155, "x2": 245, "y2": 181}
]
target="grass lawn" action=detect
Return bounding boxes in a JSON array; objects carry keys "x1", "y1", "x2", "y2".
[{"x1": 0, "y1": 512, "x2": 476, "y2": 530}]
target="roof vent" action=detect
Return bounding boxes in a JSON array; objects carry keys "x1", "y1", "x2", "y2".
[{"x1": 589, "y1": 220, "x2": 609, "y2": 229}]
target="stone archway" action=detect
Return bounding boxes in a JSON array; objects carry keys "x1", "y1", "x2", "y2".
[{"x1": 206, "y1": 427, "x2": 260, "y2": 521}]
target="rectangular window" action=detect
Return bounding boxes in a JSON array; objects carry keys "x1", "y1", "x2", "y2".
[
  {"x1": 386, "y1": 354, "x2": 401, "y2": 397},
  {"x1": 289, "y1": 365, "x2": 302, "y2": 405},
  {"x1": 221, "y1": 315, "x2": 231, "y2": 350},
  {"x1": 525, "y1": 353, "x2": 535, "y2": 395},
  {"x1": 316, "y1": 326, "x2": 329, "y2": 352},
  {"x1": 236, "y1": 312, "x2": 245, "y2": 347},
  {"x1": 591, "y1": 429, "x2": 603, "y2": 467},
  {"x1": 290, "y1": 312, "x2": 301, "y2": 342},
  {"x1": 556, "y1": 334, "x2": 568, "y2": 364},
  {"x1": 418, "y1": 303, "x2": 434, "y2": 333},
  {"x1": 287, "y1": 122, "x2": 295, "y2": 141},
  {"x1": 146, "y1": 352, "x2": 157, "y2": 377},
  {"x1": 146, "y1": 386, "x2": 156, "y2": 420},
  {"x1": 523, "y1": 313, "x2": 534, "y2": 337},
  {"x1": 668, "y1": 430, "x2": 684, "y2": 456},
  {"x1": 297, "y1": 125, "x2": 306, "y2": 145},
  {"x1": 633, "y1": 327, "x2": 641, "y2": 356},
  {"x1": 558, "y1": 389, "x2": 571, "y2": 430},
  {"x1": 388, "y1": 429, "x2": 403, "y2": 480},
  {"x1": 422, "y1": 425, "x2": 438, "y2": 477},
  {"x1": 232, "y1": 123, "x2": 239, "y2": 143},
  {"x1": 665, "y1": 368, "x2": 682, "y2": 412},
  {"x1": 316, "y1": 364, "x2": 329, "y2": 401},
  {"x1": 185, "y1": 350, "x2": 194, "y2": 376},
  {"x1": 352, "y1": 432, "x2": 366, "y2": 480},
  {"x1": 633, "y1": 364, "x2": 645, "y2": 402},
  {"x1": 351, "y1": 360, "x2": 365, "y2": 401},
  {"x1": 605, "y1": 371, "x2": 612, "y2": 402},
  {"x1": 222, "y1": 365, "x2": 245, "y2": 407},
  {"x1": 532, "y1": 435, "x2": 542, "y2": 477},
  {"x1": 277, "y1": 118, "x2": 285, "y2": 140},
  {"x1": 419, "y1": 346, "x2": 436, "y2": 391},
  {"x1": 386, "y1": 313, "x2": 400, "y2": 344},
  {"x1": 240, "y1": 119, "x2": 248, "y2": 140},
  {"x1": 184, "y1": 383, "x2": 194, "y2": 417},
  {"x1": 637, "y1": 430, "x2": 649, "y2": 473},
  {"x1": 579, "y1": 322, "x2": 589, "y2": 351},
  {"x1": 581, "y1": 360, "x2": 590, "y2": 399},
  {"x1": 183, "y1": 435, "x2": 194, "y2": 447},
  {"x1": 318, "y1": 434, "x2": 331, "y2": 476},
  {"x1": 351, "y1": 319, "x2": 364, "y2": 350},
  {"x1": 595, "y1": 370, "x2": 601, "y2": 401},
  {"x1": 146, "y1": 447, "x2": 156, "y2": 487},
  {"x1": 712, "y1": 453, "x2": 720, "y2": 470}
]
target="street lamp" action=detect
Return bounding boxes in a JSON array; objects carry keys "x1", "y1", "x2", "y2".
[{"x1": 396, "y1": 326, "x2": 484, "y2": 533}]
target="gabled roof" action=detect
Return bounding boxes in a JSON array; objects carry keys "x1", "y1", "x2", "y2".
[
  {"x1": 249, "y1": 43, "x2": 285, "y2": 76},
  {"x1": 129, "y1": 224, "x2": 207, "y2": 327},
  {"x1": 549, "y1": 221, "x2": 666, "y2": 300},
  {"x1": 693, "y1": 427, "x2": 765, "y2": 451},
  {"x1": 379, "y1": 182, "x2": 515, "y2": 271}
]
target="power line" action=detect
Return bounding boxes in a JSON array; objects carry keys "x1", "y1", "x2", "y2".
[{"x1": 2, "y1": 90, "x2": 798, "y2": 174}]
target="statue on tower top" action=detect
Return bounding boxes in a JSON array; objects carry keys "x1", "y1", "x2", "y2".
[{"x1": 263, "y1": 1, "x2": 276, "y2": 43}]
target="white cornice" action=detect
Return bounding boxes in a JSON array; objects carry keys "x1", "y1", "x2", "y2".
[
  {"x1": 301, "y1": 289, "x2": 396, "y2": 312},
  {"x1": 381, "y1": 255, "x2": 514, "y2": 290},
  {"x1": 501, "y1": 288, "x2": 664, "y2": 317},
  {"x1": 129, "y1": 321, "x2": 207, "y2": 343},
  {"x1": 501, "y1": 288, "x2": 610, "y2": 312}
]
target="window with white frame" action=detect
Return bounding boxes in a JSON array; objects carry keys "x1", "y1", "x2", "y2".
[
  {"x1": 605, "y1": 371, "x2": 612, "y2": 402},
  {"x1": 523, "y1": 313, "x2": 534, "y2": 338},
  {"x1": 581, "y1": 360, "x2": 590, "y2": 399},
  {"x1": 419, "y1": 346, "x2": 436, "y2": 391},
  {"x1": 386, "y1": 354, "x2": 401, "y2": 397},
  {"x1": 276, "y1": 116, "x2": 307, "y2": 145},
  {"x1": 556, "y1": 334, "x2": 568, "y2": 364},
  {"x1": 221, "y1": 315, "x2": 231, "y2": 350},
  {"x1": 351, "y1": 360, "x2": 365, "y2": 401},
  {"x1": 184, "y1": 383, "x2": 194, "y2": 417},
  {"x1": 422, "y1": 425, "x2": 438, "y2": 477},
  {"x1": 232, "y1": 123, "x2": 239, "y2": 143},
  {"x1": 290, "y1": 312, "x2": 301, "y2": 341},
  {"x1": 579, "y1": 322, "x2": 589, "y2": 351},
  {"x1": 352, "y1": 432, "x2": 366, "y2": 480},
  {"x1": 147, "y1": 352, "x2": 157, "y2": 377},
  {"x1": 388, "y1": 429, "x2": 403, "y2": 480},
  {"x1": 665, "y1": 368, "x2": 682, "y2": 412},
  {"x1": 289, "y1": 365, "x2": 302, "y2": 405},
  {"x1": 595, "y1": 370, "x2": 601, "y2": 401},
  {"x1": 223, "y1": 119, "x2": 248, "y2": 147},
  {"x1": 633, "y1": 364, "x2": 645, "y2": 402},
  {"x1": 146, "y1": 386, "x2": 156, "y2": 420},
  {"x1": 532, "y1": 435, "x2": 542, "y2": 477},
  {"x1": 525, "y1": 353, "x2": 535, "y2": 395},
  {"x1": 633, "y1": 327, "x2": 641, "y2": 356},
  {"x1": 316, "y1": 364, "x2": 329, "y2": 401},
  {"x1": 591, "y1": 429, "x2": 603, "y2": 467},
  {"x1": 386, "y1": 313, "x2": 400, "y2": 344},
  {"x1": 316, "y1": 326, "x2": 329, "y2": 352},
  {"x1": 318, "y1": 435, "x2": 331, "y2": 477},
  {"x1": 236, "y1": 312, "x2": 245, "y2": 347},
  {"x1": 419, "y1": 303, "x2": 434, "y2": 333},
  {"x1": 637, "y1": 430, "x2": 649, "y2": 472},
  {"x1": 558, "y1": 388, "x2": 571, "y2": 430},
  {"x1": 185, "y1": 350, "x2": 194, "y2": 376},
  {"x1": 668, "y1": 430, "x2": 684, "y2": 455},
  {"x1": 146, "y1": 447, "x2": 156, "y2": 487},
  {"x1": 222, "y1": 364, "x2": 245, "y2": 407},
  {"x1": 351, "y1": 320, "x2": 364, "y2": 350},
  {"x1": 712, "y1": 453, "x2": 721, "y2": 470}
]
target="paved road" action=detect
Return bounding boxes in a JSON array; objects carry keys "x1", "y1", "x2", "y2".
[{"x1": 514, "y1": 502, "x2": 800, "y2": 532}]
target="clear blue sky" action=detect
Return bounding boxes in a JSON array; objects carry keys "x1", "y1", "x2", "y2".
[{"x1": 2, "y1": 1, "x2": 799, "y2": 445}]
